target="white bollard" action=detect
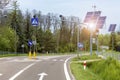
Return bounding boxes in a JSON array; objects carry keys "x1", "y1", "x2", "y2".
[{"x1": 83, "y1": 61, "x2": 86, "y2": 70}]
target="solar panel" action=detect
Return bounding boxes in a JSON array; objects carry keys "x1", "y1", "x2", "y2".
[
  {"x1": 96, "y1": 16, "x2": 106, "y2": 29},
  {"x1": 84, "y1": 11, "x2": 101, "y2": 23},
  {"x1": 84, "y1": 12, "x2": 93, "y2": 23},
  {"x1": 108, "y1": 24, "x2": 116, "y2": 32}
]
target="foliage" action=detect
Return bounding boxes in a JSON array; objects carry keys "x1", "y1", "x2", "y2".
[
  {"x1": 98, "y1": 34, "x2": 110, "y2": 46},
  {"x1": 109, "y1": 32, "x2": 117, "y2": 50},
  {"x1": 8, "y1": 1, "x2": 25, "y2": 52},
  {"x1": 91, "y1": 57, "x2": 120, "y2": 80},
  {"x1": 71, "y1": 56, "x2": 120, "y2": 80},
  {"x1": 0, "y1": 26, "x2": 17, "y2": 51},
  {"x1": 70, "y1": 62, "x2": 101, "y2": 80}
]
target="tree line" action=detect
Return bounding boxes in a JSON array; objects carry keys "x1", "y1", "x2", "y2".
[{"x1": 0, "y1": 1, "x2": 120, "y2": 53}]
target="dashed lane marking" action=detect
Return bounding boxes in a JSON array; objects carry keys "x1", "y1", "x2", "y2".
[{"x1": 52, "y1": 59, "x2": 57, "y2": 61}]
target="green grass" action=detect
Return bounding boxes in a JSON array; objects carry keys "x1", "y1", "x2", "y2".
[
  {"x1": 70, "y1": 56, "x2": 120, "y2": 80},
  {"x1": 70, "y1": 62, "x2": 101, "y2": 80},
  {"x1": 70, "y1": 54, "x2": 102, "y2": 80}
]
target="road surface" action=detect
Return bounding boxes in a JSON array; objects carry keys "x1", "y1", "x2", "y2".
[{"x1": 0, "y1": 55, "x2": 75, "y2": 80}]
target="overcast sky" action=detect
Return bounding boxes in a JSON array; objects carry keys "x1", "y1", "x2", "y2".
[{"x1": 17, "y1": 0, "x2": 120, "y2": 33}]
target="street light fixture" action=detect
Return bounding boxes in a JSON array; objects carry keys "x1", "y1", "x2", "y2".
[{"x1": 96, "y1": 29, "x2": 99, "y2": 55}]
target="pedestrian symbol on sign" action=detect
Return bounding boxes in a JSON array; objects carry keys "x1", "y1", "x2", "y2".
[{"x1": 32, "y1": 19, "x2": 38, "y2": 24}]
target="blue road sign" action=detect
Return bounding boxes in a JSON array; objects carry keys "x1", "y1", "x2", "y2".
[
  {"x1": 108, "y1": 24, "x2": 116, "y2": 32},
  {"x1": 78, "y1": 42, "x2": 84, "y2": 48},
  {"x1": 28, "y1": 40, "x2": 33, "y2": 46},
  {"x1": 31, "y1": 18, "x2": 38, "y2": 26}
]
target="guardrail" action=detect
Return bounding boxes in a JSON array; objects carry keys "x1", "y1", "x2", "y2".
[
  {"x1": 98, "y1": 52, "x2": 120, "y2": 60},
  {"x1": 0, "y1": 51, "x2": 25, "y2": 56}
]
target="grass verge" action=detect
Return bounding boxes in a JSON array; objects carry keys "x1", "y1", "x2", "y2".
[
  {"x1": 70, "y1": 62, "x2": 101, "y2": 80},
  {"x1": 70, "y1": 55, "x2": 120, "y2": 80}
]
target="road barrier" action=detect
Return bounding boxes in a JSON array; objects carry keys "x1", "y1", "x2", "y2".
[{"x1": 98, "y1": 52, "x2": 120, "y2": 61}]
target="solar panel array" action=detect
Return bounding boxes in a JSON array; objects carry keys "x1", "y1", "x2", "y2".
[{"x1": 84, "y1": 11, "x2": 106, "y2": 30}]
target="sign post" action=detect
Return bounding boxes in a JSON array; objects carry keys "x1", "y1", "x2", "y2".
[
  {"x1": 78, "y1": 42, "x2": 84, "y2": 56},
  {"x1": 31, "y1": 15, "x2": 39, "y2": 59},
  {"x1": 32, "y1": 40, "x2": 37, "y2": 58},
  {"x1": 28, "y1": 40, "x2": 33, "y2": 59},
  {"x1": 21, "y1": 44, "x2": 24, "y2": 54}
]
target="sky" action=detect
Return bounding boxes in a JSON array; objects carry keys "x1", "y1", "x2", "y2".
[{"x1": 17, "y1": 0, "x2": 120, "y2": 34}]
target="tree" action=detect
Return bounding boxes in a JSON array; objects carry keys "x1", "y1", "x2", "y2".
[
  {"x1": 0, "y1": 26, "x2": 17, "y2": 51},
  {"x1": 37, "y1": 28, "x2": 56, "y2": 53},
  {"x1": 109, "y1": 32, "x2": 117, "y2": 50},
  {"x1": 24, "y1": 10, "x2": 33, "y2": 52},
  {"x1": 9, "y1": 1, "x2": 25, "y2": 52}
]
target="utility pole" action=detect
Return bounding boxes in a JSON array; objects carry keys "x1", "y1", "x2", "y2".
[{"x1": 90, "y1": 5, "x2": 97, "y2": 55}]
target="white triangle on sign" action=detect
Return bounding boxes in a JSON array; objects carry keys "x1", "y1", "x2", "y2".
[{"x1": 32, "y1": 19, "x2": 38, "y2": 24}]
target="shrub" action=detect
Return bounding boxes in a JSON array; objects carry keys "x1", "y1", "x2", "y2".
[{"x1": 91, "y1": 57, "x2": 120, "y2": 80}]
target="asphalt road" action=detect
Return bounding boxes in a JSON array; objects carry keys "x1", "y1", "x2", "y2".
[{"x1": 0, "y1": 55, "x2": 75, "y2": 80}]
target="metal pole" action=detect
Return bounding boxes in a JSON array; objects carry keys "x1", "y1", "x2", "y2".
[
  {"x1": 77, "y1": 24, "x2": 79, "y2": 56},
  {"x1": 90, "y1": 5, "x2": 96, "y2": 55},
  {"x1": 90, "y1": 31, "x2": 92, "y2": 55},
  {"x1": 35, "y1": 26, "x2": 37, "y2": 53},
  {"x1": 33, "y1": 25, "x2": 37, "y2": 58},
  {"x1": 96, "y1": 35, "x2": 98, "y2": 55},
  {"x1": 96, "y1": 31, "x2": 99, "y2": 55},
  {"x1": 112, "y1": 32, "x2": 114, "y2": 50}
]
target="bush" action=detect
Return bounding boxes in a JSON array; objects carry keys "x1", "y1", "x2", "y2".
[{"x1": 91, "y1": 57, "x2": 120, "y2": 80}]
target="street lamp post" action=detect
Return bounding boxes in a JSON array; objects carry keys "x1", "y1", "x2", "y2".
[
  {"x1": 89, "y1": 23, "x2": 95, "y2": 55},
  {"x1": 112, "y1": 32, "x2": 114, "y2": 51},
  {"x1": 59, "y1": 15, "x2": 81, "y2": 55},
  {"x1": 77, "y1": 24, "x2": 80, "y2": 56},
  {"x1": 90, "y1": 31, "x2": 93, "y2": 55},
  {"x1": 96, "y1": 30, "x2": 99, "y2": 55}
]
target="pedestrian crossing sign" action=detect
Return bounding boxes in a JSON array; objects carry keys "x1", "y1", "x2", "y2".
[{"x1": 31, "y1": 18, "x2": 38, "y2": 26}]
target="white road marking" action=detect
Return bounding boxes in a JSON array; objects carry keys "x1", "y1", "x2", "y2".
[
  {"x1": 53, "y1": 59, "x2": 57, "y2": 61},
  {"x1": 6, "y1": 58, "x2": 12, "y2": 60},
  {"x1": 0, "y1": 73, "x2": 2, "y2": 76},
  {"x1": 9, "y1": 63, "x2": 35, "y2": 80},
  {"x1": 9, "y1": 58, "x2": 42, "y2": 62},
  {"x1": 38, "y1": 72, "x2": 47, "y2": 80},
  {"x1": 64, "y1": 57, "x2": 72, "y2": 80},
  {"x1": 60, "y1": 59, "x2": 64, "y2": 61}
]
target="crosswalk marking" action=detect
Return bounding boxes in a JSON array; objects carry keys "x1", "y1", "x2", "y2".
[{"x1": 1, "y1": 57, "x2": 64, "y2": 62}]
